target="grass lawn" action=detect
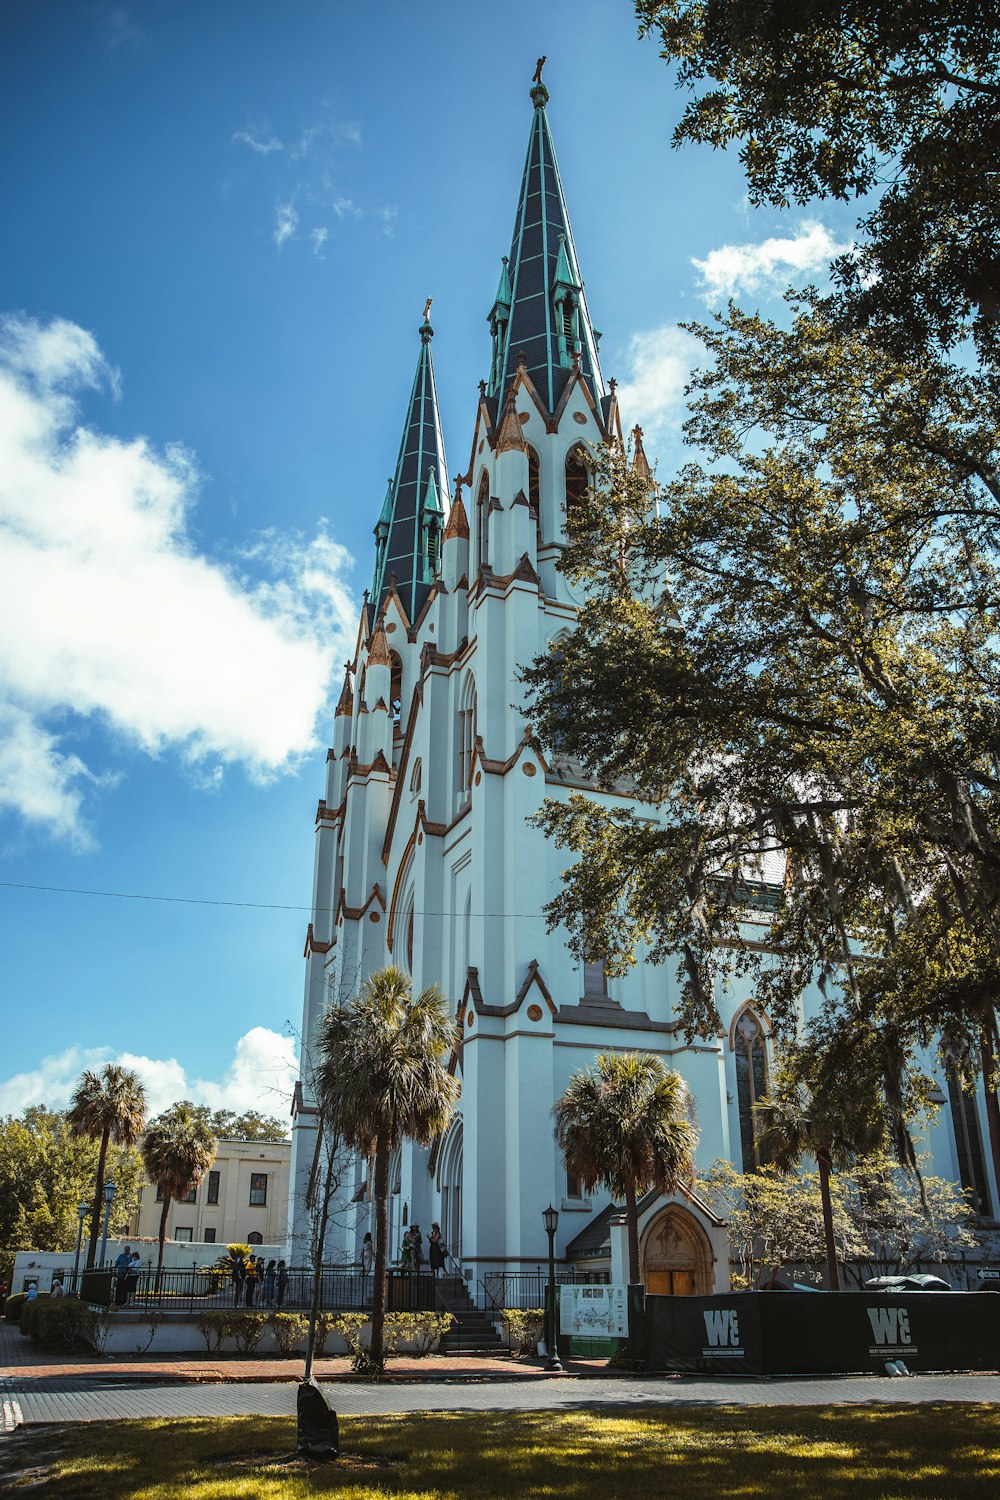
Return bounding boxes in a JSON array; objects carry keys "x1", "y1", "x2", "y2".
[{"x1": 2, "y1": 1406, "x2": 998, "y2": 1498}]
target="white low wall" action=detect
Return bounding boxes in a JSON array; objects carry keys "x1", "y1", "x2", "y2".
[
  {"x1": 13, "y1": 1238, "x2": 286, "y2": 1294},
  {"x1": 97, "y1": 1316, "x2": 349, "y2": 1357}
]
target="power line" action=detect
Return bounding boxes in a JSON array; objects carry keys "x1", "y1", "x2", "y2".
[{"x1": 0, "y1": 880, "x2": 552, "y2": 919}]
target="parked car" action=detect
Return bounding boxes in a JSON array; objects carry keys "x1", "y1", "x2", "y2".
[{"x1": 864, "y1": 1274, "x2": 951, "y2": 1292}]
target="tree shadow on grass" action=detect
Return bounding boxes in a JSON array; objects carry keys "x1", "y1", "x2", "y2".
[{"x1": 2, "y1": 1406, "x2": 998, "y2": 1499}]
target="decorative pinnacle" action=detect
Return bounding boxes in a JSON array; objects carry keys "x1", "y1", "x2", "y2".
[
  {"x1": 420, "y1": 299, "x2": 434, "y2": 342},
  {"x1": 530, "y1": 57, "x2": 548, "y2": 106}
]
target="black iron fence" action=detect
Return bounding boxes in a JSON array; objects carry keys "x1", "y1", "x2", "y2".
[
  {"x1": 479, "y1": 1269, "x2": 610, "y2": 1312},
  {"x1": 95, "y1": 1263, "x2": 461, "y2": 1315}
]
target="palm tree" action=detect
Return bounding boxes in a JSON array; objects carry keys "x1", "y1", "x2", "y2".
[
  {"x1": 756, "y1": 1054, "x2": 882, "y2": 1291},
  {"x1": 316, "y1": 965, "x2": 458, "y2": 1376},
  {"x1": 554, "y1": 1051, "x2": 698, "y2": 1286},
  {"x1": 67, "y1": 1063, "x2": 148, "y2": 1268},
  {"x1": 141, "y1": 1103, "x2": 217, "y2": 1284}
]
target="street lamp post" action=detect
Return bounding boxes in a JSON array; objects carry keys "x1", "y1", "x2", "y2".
[
  {"x1": 99, "y1": 1180, "x2": 116, "y2": 1269},
  {"x1": 542, "y1": 1204, "x2": 563, "y2": 1372},
  {"x1": 72, "y1": 1202, "x2": 89, "y2": 1292}
]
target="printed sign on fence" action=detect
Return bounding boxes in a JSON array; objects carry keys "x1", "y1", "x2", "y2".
[{"x1": 559, "y1": 1284, "x2": 629, "y2": 1341}]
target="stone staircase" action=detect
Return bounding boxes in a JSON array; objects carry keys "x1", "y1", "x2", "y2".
[{"x1": 434, "y1": 1276, "x2": 505, "y2": 1354}]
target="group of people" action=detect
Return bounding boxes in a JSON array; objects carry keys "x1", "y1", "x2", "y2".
[
  {"x1": 389, "y1": 1221, "x2": 449, "y2": 1277},
  {"x1": 231, "y1": 1254, "x2": 289, "y2": 1308},
  {"x1": 114, "y1": 1246, "x2": 143, "y2": 1305}
]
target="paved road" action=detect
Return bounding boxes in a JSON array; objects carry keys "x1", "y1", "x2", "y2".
[{"x1": 4, "y1": 1372, "x2": 1000, "y2": 1427}]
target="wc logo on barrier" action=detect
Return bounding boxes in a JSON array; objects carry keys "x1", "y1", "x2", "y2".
[
  {"x1": 866, "y1": 1306, "x2": 916, "y2": 1356},
  {"x1": 702, "y1": 1308, "x2": 743, "y2": 1357}
]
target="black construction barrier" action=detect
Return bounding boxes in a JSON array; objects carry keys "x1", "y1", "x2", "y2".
[{"x1": 645, "y1": 1291, "x2": 1000, "y2": 1376}]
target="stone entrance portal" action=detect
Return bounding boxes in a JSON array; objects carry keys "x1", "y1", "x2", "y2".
[{"x1": 641, "y1": 1204, "x2": 715, "y2": 1296}]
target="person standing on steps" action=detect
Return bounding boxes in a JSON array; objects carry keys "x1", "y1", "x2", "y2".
[{"x1": 428, "y1": 1222, "x2": 446, "y2": 1278}]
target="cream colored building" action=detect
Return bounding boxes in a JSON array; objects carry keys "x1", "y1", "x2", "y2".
[{"x1": 132, "y1": 1138, "x2": 290, "y2": 1250}]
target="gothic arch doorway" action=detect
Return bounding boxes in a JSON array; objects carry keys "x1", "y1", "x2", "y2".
[
  {"x1": 437, "y1": 1116, "x2": 463, "y2": 1263},
  {"x1": 641, "y1": 1204, "x2": 714, "y2": 1296}
]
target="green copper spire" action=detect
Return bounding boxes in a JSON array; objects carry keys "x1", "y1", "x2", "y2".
[
  {"x1": 371, "y1": 308, "x2": 451, "y2": 621},
  {"x1": 487, "y1": 68, "x2": 605, "y2": 411}
]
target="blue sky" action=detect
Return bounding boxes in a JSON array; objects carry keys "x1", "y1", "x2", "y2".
[{"x1": 0, "y1": 1, "x2": 856, "y2": 1124}]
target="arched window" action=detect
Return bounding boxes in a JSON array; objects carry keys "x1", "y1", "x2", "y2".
[
  {"x1": 734, "y1": 1010, "x2": 770, "y2": 1172},
  {"x1": 389, "y1": 652, "x2": 403, "y2": 727},
  {"x1": 947, "y1": 1070, "x2": 992, "y2": 1215},
  {"x1": 476, "y1": 473, "x2": 490, "y2": 570},
  {"x1": 247, "y1": 1231, "x2": 263, "y2": 1246},
  {"x1": 410, "y1": 758, "x2": 422, "y2": 797},
  {"x1": 527, "y1": 446, "x2": 541, "y2": 546},
  {"x1": 456, "y1": 675, "x2": 477, "y2": 809},
  {"x1": 565, "y1": 445, "x2": 590, "y2": 523}
]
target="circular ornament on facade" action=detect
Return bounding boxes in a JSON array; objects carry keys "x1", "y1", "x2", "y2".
[
  {"x1": 386, "y1": 622, "x2": 397, "y2": 633},
  {"x1": 522, "y1": 762, "x2": 537, "y2": 776},
  {"x1": 527, "y1": 1003, "x2": 543, "y2": 1022},
  {"x1": 369, "y1": 912, "x2": 380, "y2": 923},
  {"x1": 573, "y1": 411, "x2": 587, "y2": 424},
  {"x1": 475, "y1": 771, "x2": 482, "y2": 786},
  {"x1": 466, "y1": 1010, "x2": 474, "y2": 1028},
  {"x1": 518, "y1": 411, "x2": 530, "y2": 424}
]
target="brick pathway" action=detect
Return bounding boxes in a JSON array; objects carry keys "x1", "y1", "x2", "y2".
[{"x1": 5, "y1": 1372, "x2": 1000, "y2": 1428}]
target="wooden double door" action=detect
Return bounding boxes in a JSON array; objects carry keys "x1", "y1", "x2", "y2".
[{"x1": 646, "y1": 1268, "x2": 696, "y2": 1296}]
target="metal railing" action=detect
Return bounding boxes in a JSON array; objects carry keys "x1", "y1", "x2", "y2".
[
  {"x1": 96, "y1": 1263, "x2": 463, "y2": 1315},
  {"x1": 479, "y1": 1269, "x2": 610, "y2": 1312}
]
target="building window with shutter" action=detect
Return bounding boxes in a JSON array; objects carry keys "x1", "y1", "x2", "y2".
[
  {"x1": 204, "y1": 1227, "x2": 217, "y2": 1243},
  {"x1": 249, "y1": 1173, "x2": 268, "y2": 1207},
  {"x1": 207, "y1": 1170, "x2": 220, "y2": 1205}
]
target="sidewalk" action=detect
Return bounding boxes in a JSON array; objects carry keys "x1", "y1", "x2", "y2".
[{"x1": 0, "y1": 1319, "x2": 551, "y2": 1387}]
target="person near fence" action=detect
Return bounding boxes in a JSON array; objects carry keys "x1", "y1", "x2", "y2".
[
  {"x1": 400, "y1": 1228, "x2": 413, "y2": 1270},
  {"x1": 263, "y1": 1259, "x2": 277, "y2": 1306},
  {"x1": 125, "y1": 1251, "x2": 141, "y2": 1305},
  {"x1": 244, "y1": 1256, "x2": 260, "y2": 1306},
  {"x1": 361, "y1": 1232, "x2": 374, "y2": 1276},
  {"x1": 276, "y1": 1259, "x2": 289, "y2": 1307},
  {"x1": 115, "y1": 1248, "x2": 132, "y2": 1308},
  {"x1": 410, "y1": 1224, "x2": 424, "y2": 1273},
  {"x1": 429, "y1": 1222, "x2": 446, "y2": 1277},
  {"x1": 231, "y1": 1253, "x2": 246, "y2": 1305},
  {"x1": 50, "y1": 1279, "x2": 64, "y2": 1298}
]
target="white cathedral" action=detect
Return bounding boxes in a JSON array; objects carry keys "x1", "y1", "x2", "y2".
[{"x1": 287, "y1": 74, "x2": 995, "y2": 1292}]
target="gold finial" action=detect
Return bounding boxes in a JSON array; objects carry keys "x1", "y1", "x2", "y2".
[
  {"x1": 422, "y1": 297, "x2": 433, "y2": 322},
  {"x1": 532, "y1": 56, "x2": 546, "y2": 84}
]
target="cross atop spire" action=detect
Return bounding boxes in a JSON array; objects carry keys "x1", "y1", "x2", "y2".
[
  {"x1": 486, "y1": 68, "x2": 605, "y2": 413},
  {"x1": 371, "y1": 316, "x2": 451, "y2": 621}
]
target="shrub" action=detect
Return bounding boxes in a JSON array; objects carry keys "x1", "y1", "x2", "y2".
[
  {"x1": 385, "y1": 1311, "x2": 454, "y2": 1357},
  {"x1": 228, "y1": 1309, "x2": 268, "y2": 1356},
  {"x1": 311, "y1": 1311, "x2": 339, "y2": 1357},
  {"x1": 19, "y1": 1297, "x2": 102, "y2": 1351},
  {"x1": 269, "y1": 1312, "x2": 308, "y2": 1356},
  {"x1": 196, "y1": 1310, "x2": 229, "y2": 1354},
  {"x1": 501, "y1": 1308, "x2": 544, "y2": 1355},
  {"x1": 4, "y1": 1291, "x2": 36, "y2": 1325}
]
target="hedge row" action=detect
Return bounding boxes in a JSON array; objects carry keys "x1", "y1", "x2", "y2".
[
  {"x1": 18, "y1": 1296, "x2": 104, "y2": 1350},
  {"x1": 195, "y1": 1308, "x2": 454, "y2": 1360}
]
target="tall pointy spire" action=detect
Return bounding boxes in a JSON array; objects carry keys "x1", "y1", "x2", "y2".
[
  {"x1": 371, "y1": 306, "x2": 451, "y2": 621},
  {"x1": 487, "y1": 65, "x2": 605, "y2": 413}
]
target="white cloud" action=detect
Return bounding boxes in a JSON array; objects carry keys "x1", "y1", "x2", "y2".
[
  {"x1": 0, "y1": 1028, "x2": 298, "y2": 1121},
  {"x1": 310, "y1": 226, "x2": 328, "y2": 257},
  {"x1": 232, "y1": 127, "x2": 284, "y2": 155},
  {"x1": 692, "y1": 220, "x2": 852, "y2": 304},
  {"x1": 330, "y1": 198, "x2": 361, "y2": 221},
  {"x1": 0, "y1": 313, "x2": 357, "y2": 845},
  {"x1": 274, "y1": 200, "x2": 299, "y2": 248},
  {"x1": 375, "y1": 206, "x2": 397, "y2": 238},
  {"x1": 613, "y1": 325, "x2": 703, "y2": 453}
]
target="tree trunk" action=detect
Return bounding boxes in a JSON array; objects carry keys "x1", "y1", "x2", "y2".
[
  {"x1": 369, "y1": 1141, "x2": 390, "y2": 1375},
  {"x1": 303, "y1": 1123, "x2": 337, "y2": 1381},
  {"x1": 155, "y1": 1195, "x2": 171, "y2": 1291},
  {"x1": 624, "y1": 1177, "x2": 640, "y2": 1286},
  {"x1": 85, "y1": 1128, "x2": 111, "y2": 1269},
  {"x1": 817, "y1": 1150, "x2": 841, "y2": 1291}
]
